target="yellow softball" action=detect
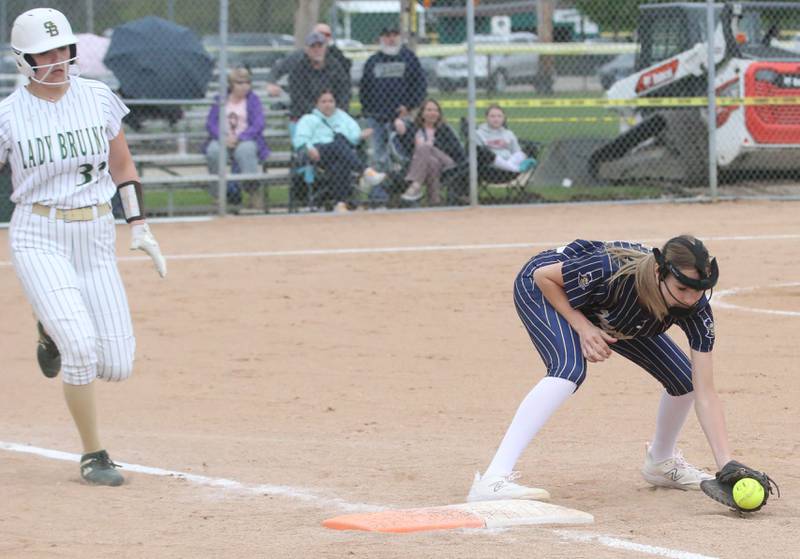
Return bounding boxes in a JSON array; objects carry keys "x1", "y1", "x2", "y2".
[{"x1": 733, "y1": 478, "x2": 765, "y2": 510}]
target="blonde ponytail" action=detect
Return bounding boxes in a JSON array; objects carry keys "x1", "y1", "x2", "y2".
[{"x1": 606, "y1": 246, "x2": 668, "y2": 320}]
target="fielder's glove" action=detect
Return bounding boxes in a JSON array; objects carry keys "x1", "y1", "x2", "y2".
[
  {"x1": 131, "y1": 222, "x2": 167, "y2": 278},
  {"x1": 700, "y1": 460, "x2": 779, "y2": 512}
]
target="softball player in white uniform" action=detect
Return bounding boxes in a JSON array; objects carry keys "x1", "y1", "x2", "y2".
[{"x1": 2, "y1": 8, "x2": 166, "y2": 486}]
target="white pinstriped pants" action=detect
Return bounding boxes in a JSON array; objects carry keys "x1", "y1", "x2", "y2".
[{"x1": 9, "y1": 205, "x2": 135, "y2": 385}]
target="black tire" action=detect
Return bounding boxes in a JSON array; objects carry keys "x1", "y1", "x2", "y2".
[{"x1": 659, "y1": 109, "x2": 709, "y2": 186}]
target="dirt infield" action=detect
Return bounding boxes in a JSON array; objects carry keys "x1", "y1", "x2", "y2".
[{"x1": 0, "y1": 200, "x2": 798, "y2": 558}]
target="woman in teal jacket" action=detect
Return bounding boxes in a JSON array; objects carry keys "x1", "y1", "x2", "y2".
[{"x1": 293, "y1": 89, "x2": 385, "y2": 210}]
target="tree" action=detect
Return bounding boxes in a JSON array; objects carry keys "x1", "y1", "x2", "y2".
[
  {"x1": 575, "y1": 0, "x2": 642, "y2": 36},
  {"x1": 294, "y1": 0, "x2": 321, "y2": 47}
]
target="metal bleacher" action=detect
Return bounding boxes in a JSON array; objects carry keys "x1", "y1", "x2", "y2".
[{"x1": 126, "y1": 85, "x2": 298, "y2": 215}]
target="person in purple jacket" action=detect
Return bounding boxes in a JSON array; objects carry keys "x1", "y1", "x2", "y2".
[{"x1": 204, "y1": 66, "x2": 271, "y2": 209}]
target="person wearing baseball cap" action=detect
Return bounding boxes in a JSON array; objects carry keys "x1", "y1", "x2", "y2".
[
  {"x1": 280, "y1": 29, "x2": 350, "y2": 123},
  {"x1": 265, "y1": 23, "x2": 352, "y2": 102},
  {"x1": 305, "y1": 30, "x2": 327, "y2": 47}
]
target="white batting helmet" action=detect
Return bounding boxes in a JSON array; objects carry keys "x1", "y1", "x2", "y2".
[{"x1": 10, "y1": 8, "x2": 78, "y2": 79}]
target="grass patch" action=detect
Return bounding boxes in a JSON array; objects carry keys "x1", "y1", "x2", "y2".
[
  {"x1": 144, "y1": 182, "x2": 662, "y2": 214},
  {"x1": 145, "y1": 184, "x2": 292, "y2": 212}
]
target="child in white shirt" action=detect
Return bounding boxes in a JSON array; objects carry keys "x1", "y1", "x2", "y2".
[{"x1": 476, "y1": 104, "x2": 536, "y2": 173}]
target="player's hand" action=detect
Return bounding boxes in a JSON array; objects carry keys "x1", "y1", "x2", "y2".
[
  {"x1": 577, "y1": 325, "x2": 616, "y2": 363},
  {"x1": 307, "y1": 147, "x2": 320, "y2": 162},
  {"x1": 130, "y1": 222, "x2": 167, "y2": 278}
]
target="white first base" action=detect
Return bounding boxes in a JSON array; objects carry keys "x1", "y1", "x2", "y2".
[{"x1": 451, "y1": 499, "x2": 594, "y2": 528}]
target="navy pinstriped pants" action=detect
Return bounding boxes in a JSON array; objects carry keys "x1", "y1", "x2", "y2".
[{"x1": 513, "y1": 257, "x2": 694, "y2": 396}]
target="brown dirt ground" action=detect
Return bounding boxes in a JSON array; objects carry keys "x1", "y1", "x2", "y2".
[{"x1": 0, "y1": 200, "x2": 798, "y2": 559}]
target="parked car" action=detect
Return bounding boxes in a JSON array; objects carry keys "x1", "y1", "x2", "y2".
[
  {"x1": 203, "y1": 32, "x2": 295, "y2": 71},
  {"x1": 436, "y1": 32, "x2": 539, "y2": 93},
  {"x1": 419, "y1": 55, "x2": 439, "y2": 88},
  {"x1": 598, "y1": 52, "x2": 636, "y2": 90}
]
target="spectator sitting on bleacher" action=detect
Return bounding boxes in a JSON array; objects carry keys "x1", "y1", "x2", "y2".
[
  {"x1": 265, "y1": 23, "x2": 351, "y2": 99},
  {"x1": 394, "y1": 98, "x2": 465, "y2": 205},
  {"x1": 286, "y1": 31, "x2": 351, "y2": 123},
  {"x1": 293, "y1": 89, "x2": 386, "y2": 213},
  {"x1": 204, "y1": 66, "x2": 271, "y2": 209}
]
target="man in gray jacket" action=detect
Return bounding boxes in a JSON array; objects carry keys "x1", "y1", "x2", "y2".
[
  {"x1": 283, "y1": 31, "x2": 351, "y2": 122},
  {"x1": 266, "y1": 23, "x2": 351, "y2": 98}
]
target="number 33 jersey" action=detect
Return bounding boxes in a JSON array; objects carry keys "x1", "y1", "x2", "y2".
[{"x1": 0, "y1": 76, "x2": 129, "y2": 208}]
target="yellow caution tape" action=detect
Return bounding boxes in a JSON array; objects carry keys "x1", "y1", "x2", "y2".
[
  {"x1": 205, "y1": 41, "x2": 636, "y2": 59},
  {"x1": 416, "y1": 42, "x2": 636, "y2": 57},
  {"x1": 505, "y1": 116, "x2": 632, "y2": 124},
  {"x1": 434, "y1": 96, "x2": 800, "y2": 109}
]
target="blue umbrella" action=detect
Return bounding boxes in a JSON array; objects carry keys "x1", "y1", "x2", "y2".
[{"x1": 104, "y1": 16, "x2": 212, "y2": 99}]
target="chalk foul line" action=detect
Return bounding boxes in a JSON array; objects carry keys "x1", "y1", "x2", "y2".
[
  {"x1": 0, "y1": 232, "x2": 799, "y2": 268},
  {"x1": 3, "y1": 441, "x2": 718, "y2": 558},
  {"x1": 0, "y1": 440, "x2": 381, "y2": 513},
  {"x1": 714, "y1": 282, "x2": 800, "y2": 317}
]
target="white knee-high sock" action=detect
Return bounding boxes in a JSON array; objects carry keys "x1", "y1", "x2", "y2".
[
  {"x1": 648, "y1": 391, "x2": 694, "y2": 462},
  {"x1": 483, "y1": 376, "x2": 576, "y2": 479}
]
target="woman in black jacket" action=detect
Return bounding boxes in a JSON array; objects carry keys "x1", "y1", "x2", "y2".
[{"x1": 394, "y1": 99, "x2": 465, "y2": 204}]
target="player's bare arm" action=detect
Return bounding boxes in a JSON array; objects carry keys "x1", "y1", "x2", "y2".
[
  {"x1": 108, "y1": 129, "x2": 140, "y2": 211},
  {"x1": 690, "y1": 349, "x2": 732, "y2": 469},
  {"x1": 533, "y1": 262, "x2": 617, "y2": 362},
  {"x1": 108, "y1": 129, "x2": 167, "y2": 278}
]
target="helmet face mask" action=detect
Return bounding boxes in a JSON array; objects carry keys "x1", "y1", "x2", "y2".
[
  {"x1": 653, "y1": 236, "x2": 719, "y2": 319},
  {"x1": 11, "y1": 8, "x2": 79, "y2": 85}
]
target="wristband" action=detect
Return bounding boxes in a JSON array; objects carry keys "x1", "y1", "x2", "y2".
[{"x1": 118, "y1": 180, "x2": 144, "y2": 223}]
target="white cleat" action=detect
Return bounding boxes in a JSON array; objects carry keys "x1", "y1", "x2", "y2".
[
  {"x1": 467, "y1": 471, "x2": 551, "y2": 503},
  {"x1": 641, "y1": 444, "x2": 713, "y2": 490}
]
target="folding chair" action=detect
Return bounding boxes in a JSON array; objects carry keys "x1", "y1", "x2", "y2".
[
  {"x1": 459, "y1": 117, "x2": 541, "y2": 204},
  {"x1": 288, "y1": 142, "x2": 372, "y2": 212}
]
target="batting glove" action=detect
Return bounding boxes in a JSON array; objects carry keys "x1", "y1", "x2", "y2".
[{"x1": 131, "y1": 222, "x2": 167, "y2": 278}]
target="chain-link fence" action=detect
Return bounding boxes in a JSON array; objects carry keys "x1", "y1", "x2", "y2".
[{"x1": 2, "y1": 1, "x2": 800, "y2": 221}]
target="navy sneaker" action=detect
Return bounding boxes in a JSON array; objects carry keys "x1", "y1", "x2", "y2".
[{"x1": 80, "y1": 450, "x2": 124, "y2": 486}]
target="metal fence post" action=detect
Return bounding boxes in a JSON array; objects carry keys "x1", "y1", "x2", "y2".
[
  {"x1": 466, "y1": 0, "x2": 477, "y2": 206},
  {"x1": 706, "y1": 0, "x2": 718, "y2": 202},
  {"x1": 217, "y1": 0, "x2": 229, "y2": 216}
]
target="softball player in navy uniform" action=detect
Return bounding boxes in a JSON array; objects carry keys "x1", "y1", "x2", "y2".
[
  {"x1": 467, "y1": 235, "x2": 738, "y2": 501},
  {"x1": 2, "y1": 8, "x2": 166, "y2": 486}
]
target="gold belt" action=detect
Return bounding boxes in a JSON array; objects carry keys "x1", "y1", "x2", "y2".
[{"x1": 32, "y1": 203, "x2": 112, "y2": 222}]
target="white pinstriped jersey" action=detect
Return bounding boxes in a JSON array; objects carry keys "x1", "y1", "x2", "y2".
[
  {"x1": 0, "y1": 76, "x2": 129, "y2": 208},
  {"x1": 532, "y1": 239, "x2": 715, "y2": 352}
]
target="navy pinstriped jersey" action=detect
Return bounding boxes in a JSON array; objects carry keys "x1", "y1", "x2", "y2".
[{"x1": 530, "y1": 239, "x2": 715, "y2": 352}]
